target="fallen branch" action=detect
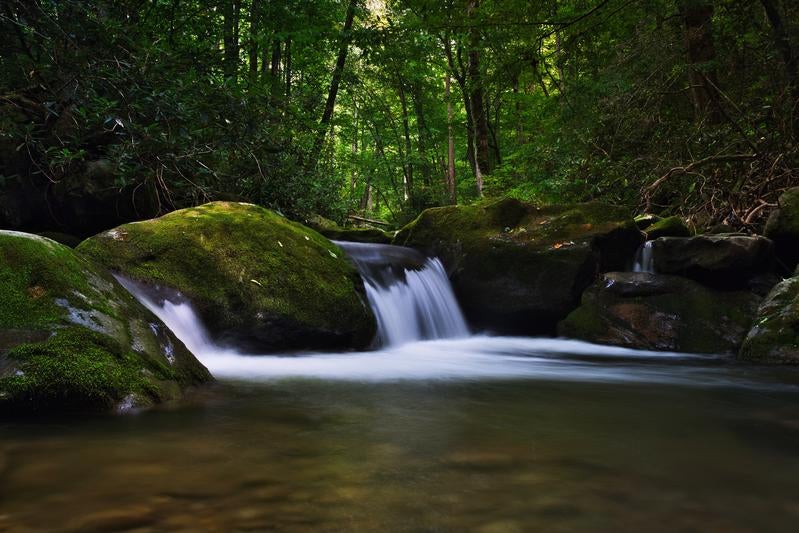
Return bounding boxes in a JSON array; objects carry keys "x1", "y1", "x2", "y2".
[{"x1": 347, "y1": 215, "x2": 391, "y2": 227}]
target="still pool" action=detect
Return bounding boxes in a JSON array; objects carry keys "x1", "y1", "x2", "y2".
[{"x1": 3, "y1": 339, "x2": 799, "y2": 532}]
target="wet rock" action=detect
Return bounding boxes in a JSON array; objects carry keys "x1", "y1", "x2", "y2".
[
  {"x1": 651, "y1": 234, "x2": 774, "y2": 288},
  {"x1": 0, "y1": 231, "x2": 211, "y2": 414},
  {"x1": 558, "y1": 272, "x2": 761, "y2": 354},
  {"x1": 78, "y1": 202, "x2": 376, "y2": 352},
  {"x1": 306, "y1": 215, "x2": 394, "y2": 245},
  {"x1": 641, "y1": 215, "x2": 691, "y2": 239},
  {"x1": 765, "y1": 187, "x2": 799, "y2": 271},
  {"x1": 739, "y1": 276, "x2": 799, "y2": 363},
  {"x1": 394, "y1": 198, "x2": 643, "y2": 335}
]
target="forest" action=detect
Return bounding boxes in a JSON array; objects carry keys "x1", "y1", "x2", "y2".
[{"x1": 2, "y1": 0, "x2": 797, "y2": 235}]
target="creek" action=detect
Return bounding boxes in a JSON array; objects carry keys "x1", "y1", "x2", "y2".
[{"x1": 3, "y1": 243, "x2": 799, "y2": 531}]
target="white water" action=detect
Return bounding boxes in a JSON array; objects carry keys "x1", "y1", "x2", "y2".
[
  {"x1": 632, "y1": 240, "x2": 655, "y2": 273},
  {"x1": 334, "y1": 241, "x2": 469, "y2": 346}
]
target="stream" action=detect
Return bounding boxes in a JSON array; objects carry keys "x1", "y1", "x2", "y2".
[{"x1": 3, "y1": 243, "x2": 799, "y2": 531}]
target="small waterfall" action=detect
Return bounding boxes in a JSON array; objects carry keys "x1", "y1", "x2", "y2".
[
  {"x1": 335, "y1": 242, "x2": 469, "y2": 346},
  {"x1": 632, "y1": 241, "x2": 655, "y2": 273}
]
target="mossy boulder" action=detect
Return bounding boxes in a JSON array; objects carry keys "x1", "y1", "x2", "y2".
[
  {"x1": 393, "y1": 198, "x2": 643, "y2": 334},
  {"x1": 558, "y1": 272, "x2": 761, "y2": 354},
  {"x1": 641, "y1": 216, "x2": 691, "y2": 239},
  {"x1": 739, "y1": 276, "x2": 799, "y2": 363},
  {"x1": 651, "y1": 235, "x2": 774, "y2": 288},
  {"x1": 634, "y1": 214, "x2": 661, "y2": 230},
  {"x1": 0, "y1": 231, "x2": 211, "y2": 414},
  {"x1": 77, "y1": 202, "x2": 376, "y2": 352},
  {"x1": 765, "y1": 187, "x2": 799, "y2": 272},
  {"x1": 305, "y1": 215, "x2": 394, "y2": 245}
]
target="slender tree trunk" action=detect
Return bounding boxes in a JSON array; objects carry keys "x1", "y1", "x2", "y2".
[
  {"x1": 446, "y1": 73, "x2": 457, "y2": 205},
  {"x1": 681, "y1": 2, "x2": 721, "y2": 122},
  {"x1": 222, "y1": 0, "x2": 240, "y2": 80},
  {"x1": 284, "y1": 36, "x2": 292, "y2": 101},
  {"x1": 311, "y1": 0, "x2": 357, "y2": 166},
  {"x1": 467, "y1": 0, "x2": 490, "y2": 188},
  {"x1": 513, "y1": 74, "x2": 524, "y2": 144},
  {"x1": 760, "y1": 0, "x2": 798, "y2": 101},
  {"x1": 444, "y1": 37, "x2": 476, "y2": 176},
  {"x1": 248, "y1": 0, "x2": 260, "y2": 85},
  {"x1": 398, "y1": 80, "x2": 413, "y2": 202},
  {"x1": 411, "y1": 85, "x2": 432, "y2": 187}
]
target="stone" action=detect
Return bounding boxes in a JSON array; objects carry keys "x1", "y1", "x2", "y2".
[
  {"x1": 558, "y1": 272, "x2": 761, "y2": 354},
  {"x1": 651, "y1": 234, "x2": 774, "y2": 288},
  {"x1": 641, "y1": 215, "x2": 691, "y2": 239},
  {"x1": 739, "y1": 276, "x2": 799, "y2": 363},
  {"x1": 394, "y1": 198, "x2": 643, "y2": 334},
  {"x1": 0, "y1": 231, "x2": 211, "y2": 414},
  {"x1": 78, "y1": 202, "x2": 376, "y2": 352},
  {"x1": 765, "y1": 187, "x2": 799, "y2": 271}
]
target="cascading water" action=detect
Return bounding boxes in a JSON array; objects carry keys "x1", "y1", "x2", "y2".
[
  {"x1": 117, "y1": 243, "x2": 739, "y2": 387},
  {"x1": 632, "y1": 241, "x2": 655, "y2": 273},
  {"x1": 333, "y1": 241, "x2": 469, "y2": 346}
]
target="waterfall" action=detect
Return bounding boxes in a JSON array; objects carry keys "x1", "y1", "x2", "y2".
[
  {"x1": 334, "y1": 242, "x2": 469, "y2": 346},
  {"x1": 632, "y1": 241, "x2": 655, "y2": 273}
]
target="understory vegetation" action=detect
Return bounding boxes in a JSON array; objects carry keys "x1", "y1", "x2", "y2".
[{"x1": 1, "y1": 0, "x2": 797, "y2": 233}]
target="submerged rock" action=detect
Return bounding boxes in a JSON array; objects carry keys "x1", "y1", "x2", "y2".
[
  {"x1": 78, "y1": 202, "x2": 376, "y2": 352},
  {"x1": 739, "y1": 276, "x2": 799, "y2": 363},
  {"x1": 393, "y1": 198, "x2": 643, "y2": 334},
  {"x1": 765, "y1": 187, "x2": 799, "y2": 271},
  {"x1": 558, "y1": 272, "x2": 761, "y2": 354},
  {"x1": 651, "y1": 234, "x2": 774, "y2": 288},
  {"x1": 0, "y1": 231, "x2": 211, "y2": 414}
]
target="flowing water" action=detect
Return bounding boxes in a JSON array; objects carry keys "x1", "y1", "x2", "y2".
[
  {"x1": 3, "y1": 244, "x2": 799, "y2": 531},
  {"x1": 632, "y1": 240, "x2": 655, "y2": 273}
]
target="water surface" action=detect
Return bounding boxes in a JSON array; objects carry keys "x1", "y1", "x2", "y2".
[{"x1": 3, "y1": 343, "x2": 799, "y2": 532}]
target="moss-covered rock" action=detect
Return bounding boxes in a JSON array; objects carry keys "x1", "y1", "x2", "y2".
[
  {"x1": 393, "y1": 198, "x2": 643, "y2": 334},
  {"x1": 305, "y1": 215, "x2": 394, "y2": 245},
  {"x1": 558, "y1": 272, "x2": 761, "y2": 354},
  {"x1": 642, "y1": 216, "x2": 691, "y2": 239},
  {"x1": 634, "y1": 214, "x2": 661, "y2": 230},
  {"x1": 78, "y1": 202, "x2": 376, "y2": 352},
  {"x1": 765, "y1": 187, "x2": 799, "y2": 272},
  {"x1": 0, "y1": 231, "x2": 211, "y2": 414},
  {"x1": 739, "y1": 276, "x2": 799, "y2": 363},
  {"x1": 651, "y1": 234, "x2": 774, "y2": 288}
]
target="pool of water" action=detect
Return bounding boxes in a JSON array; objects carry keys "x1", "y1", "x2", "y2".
[{"x1": 3, "y1": 339, "x2": 799, "y2": 532}]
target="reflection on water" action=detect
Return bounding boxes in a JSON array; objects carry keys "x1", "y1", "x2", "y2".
[{"x1": 4, "y1": 356, "x2": 799, "y2": 531}]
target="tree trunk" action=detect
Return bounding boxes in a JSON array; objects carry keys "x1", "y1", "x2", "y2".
[
  {"x1": 681, "y1": 2, "x2": 721, "y2": 122},
  {"x1": 446, "y1": 73, "x2": 457, "y2": 205},
  {"x1": 467, "y1": 0, "x2": 490, "y2": 187},
  {"x1": 285, "y1": 36, "x2": 292, "y2": 101},
  {"x1": 760, "y1": 0, "x2": 798, "y2": 101},
  {"x1": 411, "y1": 84, "x2": 433, "y2": 187},
  {"x1": 248, "y1": 0, "x2": 260, "y2": 85},
  {"x1": 222, "y1": 0, "x2": 240, "y2": 80},
  {"x1": 398, "y1": 80, "x2": 413, "y2": 202},
  {"x1": 311, "y1": 0, "x2": 357, "y2": 166}
]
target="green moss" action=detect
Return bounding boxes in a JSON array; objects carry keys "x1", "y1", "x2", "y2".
[
  {"x1": 0, "y1": 327, "x2": 156, "y2": 410},
  {"x1": 78, "y1": 202, "x2": 375, "y2": 350},
  {"x1": 739, "y1": 277, "x2": 799, "y2": 363},
  {"x1": 642, "y1": 216, "x2": 691, "y2": 239},
  {"x1": 766, "y1": 187, "x2": 799, "y2": 238}
]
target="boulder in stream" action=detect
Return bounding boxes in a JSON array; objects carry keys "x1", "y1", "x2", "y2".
[
  {"x1": 651, "y1": 234, "x2": 774, "y2": 288},
  {"x1": 0, "y1": 231, "x2": 211, "y2": 414},
  {"x1": 78, "y1": 202, "x2": 376, "y2": 352},
  {"x1": 765, "y1": 187, "x2": 799, "y2": 271},
  {"x1": 739, "y1": 274, "x2": 799, "y2": 363},
  {"x1": 393, "y1": 198, "x2": 643, "y2": 334},
  {"x1": 557, "y1": 272, "x2": 761, "y2": 354}
]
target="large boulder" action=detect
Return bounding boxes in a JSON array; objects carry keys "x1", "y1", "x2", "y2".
[
  {"x1": 0, "y1": 231, "x2": 211, "y2": 414},
  {"x1": 558, "y1": 272, "x2": 761, "y2": 354},
  {"x1": 77, "y1": 202, "x2": 376, "y2": 352},
  {"x1": 765, "y1": 187, "x2": 799, "y2": 271},
  {"x1": 739, "y1": 274, "x2": 799, "y2": 363},
  {"x1": 393, "y1": 198, "x2": 643, "y2": 334},
  {"x1": 651, "y1": 234, "x2": 774, "y2": 288}
]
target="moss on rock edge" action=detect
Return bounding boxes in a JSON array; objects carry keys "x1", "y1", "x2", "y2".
[
  {"x1": 77, "y1": 202, "x2": 376, "y2": 351},
  {"x1": 0, "y1": 231, "x2": 211, "y2": 414}
]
